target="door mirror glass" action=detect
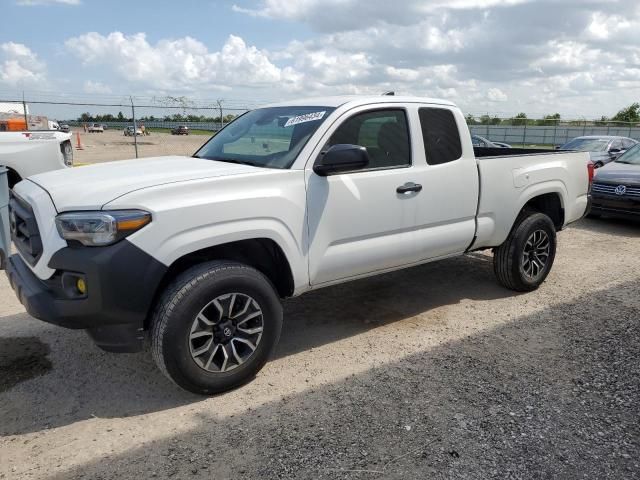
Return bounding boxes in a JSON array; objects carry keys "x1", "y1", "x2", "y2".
[{"x1": 313, "y1": 144, "x2": 370, "y2": 176}]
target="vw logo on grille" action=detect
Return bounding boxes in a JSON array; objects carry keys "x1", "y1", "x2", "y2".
[{"x1": 615, "y1": 185, "x2": 627, "y2": 196}]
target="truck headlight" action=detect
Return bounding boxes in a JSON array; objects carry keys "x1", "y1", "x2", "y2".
[{"x1": 55, "y1": 210, "x2": 151, "y2": 247}]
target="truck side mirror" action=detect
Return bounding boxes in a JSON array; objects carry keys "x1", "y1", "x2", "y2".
[{"x1": 313, "y1": 144, "x2": 370, "y2": 176}]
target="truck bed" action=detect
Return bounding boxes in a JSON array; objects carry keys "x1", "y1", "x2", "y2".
[{"x1": 471, "y1": 150, "x2": 591, "y2": 250}]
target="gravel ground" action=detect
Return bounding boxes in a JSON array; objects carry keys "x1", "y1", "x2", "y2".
[
  {"x1": 0, "y1": 217, "x2": 639, "y2": 479},
  {"x1": 72, "y1": 128, "x2": 209, "y2": 164}
]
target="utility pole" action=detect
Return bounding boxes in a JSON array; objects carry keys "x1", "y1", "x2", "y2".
[
  {"x1": 130, "y1": 96, "x2": 138, "y2": 158},
  {"x1": 22, "y1": 91, "x2": 28, "y2": 131},
  {"x1": 217, "y1": 99, "x2": 223, "y2": 131}
]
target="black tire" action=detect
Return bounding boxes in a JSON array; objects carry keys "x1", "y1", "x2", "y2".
[
  {"x1": 493, "y1": 212, "x2": 557, "y2": 292},
  {"x1": 151, "y1": 261, "x2": 282, "y2": 395}
]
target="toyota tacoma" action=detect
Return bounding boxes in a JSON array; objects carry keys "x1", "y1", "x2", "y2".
[{"x1": 5, "y1": 96, "x2": 592, "y2": 394}]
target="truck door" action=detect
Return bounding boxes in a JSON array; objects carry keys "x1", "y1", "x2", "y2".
[
  {"x1": 409, "y1": 106, "x2": 479, "y2": 260},
  {"x1": 306, "y1": 107, "x2": 421, "y2": 286}
]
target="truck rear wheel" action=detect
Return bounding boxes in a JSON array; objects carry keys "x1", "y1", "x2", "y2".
[
  {"x1": 151, "y1": 261, "x2": 282, "y2": 395},
  {"x1": 493, "y1": 212, "x2": 557, "y2": 292}
]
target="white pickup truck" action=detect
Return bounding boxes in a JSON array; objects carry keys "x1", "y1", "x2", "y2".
[
  {"x1": 5, "y1": 96, "x2": 592, "y2": 394},
  {"x1": 0, "y1": 131, "x2": 73, "y2": 188}
]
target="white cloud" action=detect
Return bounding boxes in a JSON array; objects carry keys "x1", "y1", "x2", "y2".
[
  {"x1": 487, "y1": 88, "x2": 507, "y2": 102},
  {"x1": 46, "y1": 0, "x2": 640, "y2": 117},
  {"x1": 0, "y1": 42, "x2": 47, "y2": 87},
  {"x1": 83, "y1": 80, "x2": 112, "y2": 94},
  {"x1": 65, "y1": 32, "x2": 293, "y2": 92},
  {"x1": 16, "y1": 0, "x2": 81, "y2": 5},
  {"x1": 233, "y1": 0, "x2": 533, "y2": 31}
]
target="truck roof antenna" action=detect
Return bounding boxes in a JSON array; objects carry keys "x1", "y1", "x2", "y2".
[{"x1": 382, "y1": 91, "x2": 395, "y2": 96}]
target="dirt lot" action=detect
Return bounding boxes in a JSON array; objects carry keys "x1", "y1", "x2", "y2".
[
  {"x1": 71, "y1": 128, "x2": 210, "y2": 163},
  {"x1": 1, "y1": 217, "x2": 639, "y2": 479}
]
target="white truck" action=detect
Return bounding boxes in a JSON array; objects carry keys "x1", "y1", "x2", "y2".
[
  {"x1": 0, "y1": 131, "x2": 73, "y2": 188},
  {"x1": 5, "y1": 96, "x2": 592, "y2": 394}
]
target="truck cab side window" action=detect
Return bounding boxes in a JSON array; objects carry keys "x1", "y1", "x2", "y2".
[
  {"x1": 419, "y1": 108, "x2": 462, "y2": 165},
  {"x1": 328, "y1": 109, "x2": 411, "y2": 169}
]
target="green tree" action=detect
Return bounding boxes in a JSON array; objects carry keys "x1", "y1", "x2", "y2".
[
  {"x1": 611, "y1": 103, "x2": 640, "y2": 123},
  {"x1": 465, "y1": 114, "x2": 477, "y2": 125},
  {"x1": 117, "y1": 111, "x2": 124, "y2": 121},
  {"x1": 536, "y1": 113, "x2": 561, "y2": 126},
  {"x1": 479, "y1": 115, "x2": 502, "y2": 125},
  {"x1": 512, "y1": 112, "x2": 528, "y2": 126}
]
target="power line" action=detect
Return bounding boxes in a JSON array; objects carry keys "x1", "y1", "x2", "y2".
[{"x1": 0, "y1": 98, "x2": 250, "y2": 111}]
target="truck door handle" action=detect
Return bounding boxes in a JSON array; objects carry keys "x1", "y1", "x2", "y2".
[{"x1": 396, "y1": 182, "x2": 423, "y2": 194}]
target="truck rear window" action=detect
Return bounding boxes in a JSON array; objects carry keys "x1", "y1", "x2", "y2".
[{"x1": 418, "y1": 108, "x2": 462, "y2": 165}]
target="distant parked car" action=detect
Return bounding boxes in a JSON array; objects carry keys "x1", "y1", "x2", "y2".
[
  {"x1": 124, "y1": 126, "x2": 143, "y2": 136},
  {"x1": 88, "y1": 123, "x2": 104, "y2": 133},
  {"x1": 559, "y1": 136, "x2": 638, "y2": 168},
  {"x1": 171, "y1": 125, "x2": 189, "y2": 135},
  {"x1": 101, "y1": 124, "x2": 109, "y2": 131},
  {"x1": 59, "y1": 124, "x2": 70, "y2": 133},
  {"x1": 590, "y1": 143, "x2": 640, "y2": 220},
  {"x1": 471, "y1": 134, "x2": 504, "y2": 148}
]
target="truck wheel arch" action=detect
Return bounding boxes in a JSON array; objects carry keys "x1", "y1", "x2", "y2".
[
  {"x1": 519, "y1": 192, "x2": 564, "y2": 230},
  {"x1": 6, "y1": 167, "x2": 22, "y2": 189},
  {"x1": 145, "y1": 238, "x2": 295, "y2": 329}
]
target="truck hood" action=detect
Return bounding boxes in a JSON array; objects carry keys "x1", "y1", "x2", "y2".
[
  {"x1": 594, "y1": 161, "x2": 640, "y2": 185},
  {"x1": 27, "y1": 156, "x2": 262, "y2": 211}
]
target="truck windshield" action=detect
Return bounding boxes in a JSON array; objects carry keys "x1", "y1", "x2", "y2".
[{"x1": 194, "y1": 106, "x2": 335, "y2": 169}]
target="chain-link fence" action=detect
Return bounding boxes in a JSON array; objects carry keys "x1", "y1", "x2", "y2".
[
  {"x1": 2, "y1": 94, "x2": 640, "y2": 163},
  {"x1": 468, "y1": 122, "x2": 640, "y2": 148},
  {"x1": 0, "y1": 95, "x2": 253, "y2": 163}
]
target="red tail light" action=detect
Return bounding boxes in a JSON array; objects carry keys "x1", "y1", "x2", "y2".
[{"x1": 587, "y1": 162, "x2": 595, "y2": 187}]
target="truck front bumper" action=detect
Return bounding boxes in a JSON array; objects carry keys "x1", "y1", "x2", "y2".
[{"x1": 5, "y1": 240, "x2": 167, "y2": 352}]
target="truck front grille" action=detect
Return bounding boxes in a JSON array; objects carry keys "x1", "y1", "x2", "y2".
[
  {"x1": 592, "y1": 182, "x2": 640, "y2": 198},
  {"x1": 9, "y1": 192, "x2": 43, "y2": 265}
]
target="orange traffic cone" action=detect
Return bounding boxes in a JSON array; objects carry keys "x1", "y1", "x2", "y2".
[{"x1": 76, "y1": 131, "x2": 84, "y2": 150}]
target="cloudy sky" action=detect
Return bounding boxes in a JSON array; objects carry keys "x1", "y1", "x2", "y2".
[{"x1": 1, "y1": 0, "x2": 639, "y2": 118}]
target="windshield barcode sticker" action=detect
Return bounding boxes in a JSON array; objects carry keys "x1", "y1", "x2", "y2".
[{"x1": 284, "y1": 111, "x2": 326, "y2": 127}]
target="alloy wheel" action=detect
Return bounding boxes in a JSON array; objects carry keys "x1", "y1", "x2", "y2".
[
  {"x1": 188, "y1": 293, "x2": 264, "y2": 373},
  {"x1": 522, "y1": 229, "x2": 551, "y2": 280}
]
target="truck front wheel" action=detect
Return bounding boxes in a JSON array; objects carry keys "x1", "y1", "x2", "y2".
[
  {"x1": 493, "y1": 212, "x2": 557, "y2": 292},
  {"x1": 151, "y1": 261, "x2": 283, "y2": 394}
]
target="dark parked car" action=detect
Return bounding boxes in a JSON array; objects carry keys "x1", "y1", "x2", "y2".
[
  {"x1": 590, "y1": 143, "x2": 640, "y2": 220},
  {"x1": 559, "y1": 136, "x2": 638, "y2": 168},
  {"x1": 171, "y1": 125, "x2": 189, "y2": 135}
]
